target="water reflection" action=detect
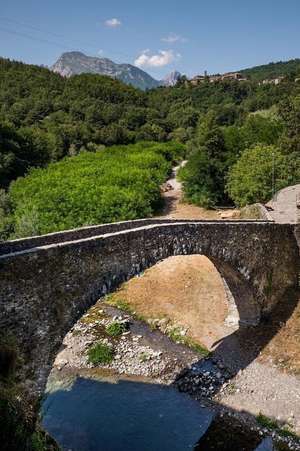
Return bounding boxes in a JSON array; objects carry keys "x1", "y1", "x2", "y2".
[{"x1": 42, "y1": 377, "x2": 213, "y2": 451}]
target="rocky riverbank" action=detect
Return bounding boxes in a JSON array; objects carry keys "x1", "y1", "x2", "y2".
[{"x1": 46, "y1": 299, "x2": 300, "y2": 450}]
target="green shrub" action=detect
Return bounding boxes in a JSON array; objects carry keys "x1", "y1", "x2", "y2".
[
  {"x1": 8, "y1": 141, "x2": 184, "y2": 237},
  {"x1": 87, "y1": 343, "x2": 115, "y2": 365},
  {"x1": 105, "y1": 321, "x2": 128, "y2": 337}
]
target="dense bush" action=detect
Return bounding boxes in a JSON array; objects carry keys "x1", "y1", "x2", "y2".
[
  {"x1": 226, "y1": 145, "x2": 299, "y2": 206},
  {"x1": 8, "y1": 142, "x2": 184, "y2": 237}
]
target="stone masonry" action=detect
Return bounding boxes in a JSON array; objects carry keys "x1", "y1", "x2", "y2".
[{"x1": 0, "y1": 219, "x2": 299, "y2": 400}]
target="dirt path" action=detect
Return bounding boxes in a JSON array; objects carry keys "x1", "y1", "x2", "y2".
[{"x1": 158, "y1": 161, "x2": 239, "y2": 220}]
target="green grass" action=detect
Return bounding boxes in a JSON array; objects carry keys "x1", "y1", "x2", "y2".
[
  {"x1": 256, "y1": 413, "x2": 299, "y2": 441},
  {"x1": 87, "y1": 343, "x2": 115, "y2": 365},
  {"x1": 167, "y1": 326, "x2": 210, "y2": 357},
  {"x1": 106, "y1": 296, "x2": 210, "y2": 357},
  {"x1": 105, "y1": 321, "x2": 128, "y2": 337},
  {"x1": 256, "y1": 413, "x2": 278, "y2": 429},
  {"x1": 106, "y1": 296, "x2": 133, "y2": 313},
  {"x1": 105, "y1": 296, "x2": 147, "y2": 322}
]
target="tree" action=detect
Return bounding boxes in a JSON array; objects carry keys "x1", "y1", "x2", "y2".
[
  {"x1": 179, "y1": 114, "x2": 235, "y2": 207},
  {"x1": 0, "y1": 189, "x2": 13, "y2": 240},
  {"x1": 278, "y1": 95, "x2": 300, "y2": 154},
  {"x1": 136, "y1": 124, "x2": 166, "y2": 142},
  {"x1": 226, "y1": 145, "x2": 298, "y2": 206},
  {"x1": 0, "y1": 122, "x2": 22, "y2": 188}
]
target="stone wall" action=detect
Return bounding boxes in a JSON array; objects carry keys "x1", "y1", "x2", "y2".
[
  {"x1": 0, "y1": 220, "x2": 298, "y2": 400},
  {"x1": 0, "y1": 218, "x2": 269, "y2": 256}
]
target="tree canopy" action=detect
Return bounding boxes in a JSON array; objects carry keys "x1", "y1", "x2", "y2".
[{"x1": 2, "y1": 56, "x2": 300, "y2": 239}]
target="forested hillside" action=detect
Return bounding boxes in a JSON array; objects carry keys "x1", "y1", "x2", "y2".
[
  {"x1": 1, "y1": 56, "x2": 300, "y2": 239},
  {"x1": 241, "y1": 58, "x2": 300, "y2": 81},
  {"x1": 2, "y1": 56, "x2": 299, "y2": 189},
  {"x1": 0, "y1": 58, "x2": 150, "y2": 188}
]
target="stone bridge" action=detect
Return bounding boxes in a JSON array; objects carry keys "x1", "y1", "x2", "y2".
[{"x1": 0, "y1": 218, "x2": 299, "y2": 398}]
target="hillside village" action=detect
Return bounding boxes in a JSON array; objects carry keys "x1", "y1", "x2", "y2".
[{"x1": 189, "y1": 71, "x2": 288, "y2": 86}]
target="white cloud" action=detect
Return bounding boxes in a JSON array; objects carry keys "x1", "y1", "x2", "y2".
[
  {"x1": 98, "y1": 49, "x2": 104, "y2": 56},
  {"x1": 105, "y1": 18, "x2": 121, "y2": 28},
  {"x1": 161, "y1": 33, "x2": 187, "y2": 44},
  {"x1": 134, "y1": 49, "x2": 180, "y2": 68}
]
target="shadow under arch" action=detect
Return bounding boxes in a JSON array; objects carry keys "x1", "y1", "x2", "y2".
[
  {"x1": 210, "y1": 286, "x2": 300, "y2": 373},
  {"x1": 208, "y1": 256, "x2": 260, "y2": 327}
]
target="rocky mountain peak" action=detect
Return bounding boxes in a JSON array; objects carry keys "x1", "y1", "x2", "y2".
[
  {"x1": 51, "y1": 51, "x2": 161, "y2": 90},
  {"x1": 163, "y1": 70, "x2": 182, "y2": 86}
]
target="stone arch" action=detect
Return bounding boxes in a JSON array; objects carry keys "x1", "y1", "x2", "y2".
[
  {"x1": 0, "y1": 220, "x2": 298, "y2": 400},
  {"x1": 209, "y1": 257, "x2": 260, "y2": 326}
]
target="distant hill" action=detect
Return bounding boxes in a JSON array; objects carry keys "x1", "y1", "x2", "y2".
[
  {"x1": 240, "y1": 58, "x2": 300, "y2": 81},
  {"x1": 52, "y1": 51, "x2": 161, "y2": 91}
]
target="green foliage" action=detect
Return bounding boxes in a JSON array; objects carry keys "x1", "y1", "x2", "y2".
[
  {"x1": 179, "y1": 115, "x2": 234, "y2": 207},
  {"x1": 8, "y1": 142, "x2": 182, "y2": 237},
  {"x1": 105, "y1": 321, "x2": 128, "y2": 337},
  {"x1": 241, "y1": 58, "x2": 300, "y2": 81},
  {"x1": 180, "y1": 110, "x2": 287, "y2": 207},
  {"x1": 0, "y1": 58, "x2": 153, "y2": 188},
  {"x1": 0, "y1": 389, "x2": 59, "y2": 451},
  {"x1": 3, "y1": 56, "x2": 300, "y2": 214},
  {"x1": 139, "y1": 352, "x2": 151, "y2": 362},
  {"x1": 278, "y1": 95, "x2": 300, "y2": 155},
  {"x1": 0, "y1": 190, "x2": 13, "y2": 240},
  {"x1": 226, "y1": 145, "x2": 299, "y2": 206},
  {"x1": 87, "y1": 343, "x2": 115, "y2": 364}
]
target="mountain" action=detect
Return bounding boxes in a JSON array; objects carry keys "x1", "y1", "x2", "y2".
[
  {"x1": 51, "y1": 51, "x2": 161, "y2": 91},
  {"x1": 162, "y1": 70, "x2": 181, "y2": 86},
  {"x1": 240, "y1": 58, "x2": 300, "y2": 81}
]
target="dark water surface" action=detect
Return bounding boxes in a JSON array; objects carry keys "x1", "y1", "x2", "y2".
[{"x1": 42, "y1": 377, "x2": 213, "y2": 451}]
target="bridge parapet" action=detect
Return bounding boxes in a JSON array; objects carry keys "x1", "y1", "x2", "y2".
[{"x1": 0, "y1": 218, "x2": 272, "y2": 257}]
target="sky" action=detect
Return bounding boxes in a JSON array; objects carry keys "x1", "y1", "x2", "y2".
[{"x1": 1, "y1": 0, "x2": 300, "y2": 80}]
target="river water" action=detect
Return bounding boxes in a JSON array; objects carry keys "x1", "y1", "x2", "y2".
[{"x1": 42, "y1": 374, "x2": 214, "y2": 451}]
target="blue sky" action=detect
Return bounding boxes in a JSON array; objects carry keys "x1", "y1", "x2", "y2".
[{"x1": 1, "y1": 0, "x2": 300, "y2": 79}]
